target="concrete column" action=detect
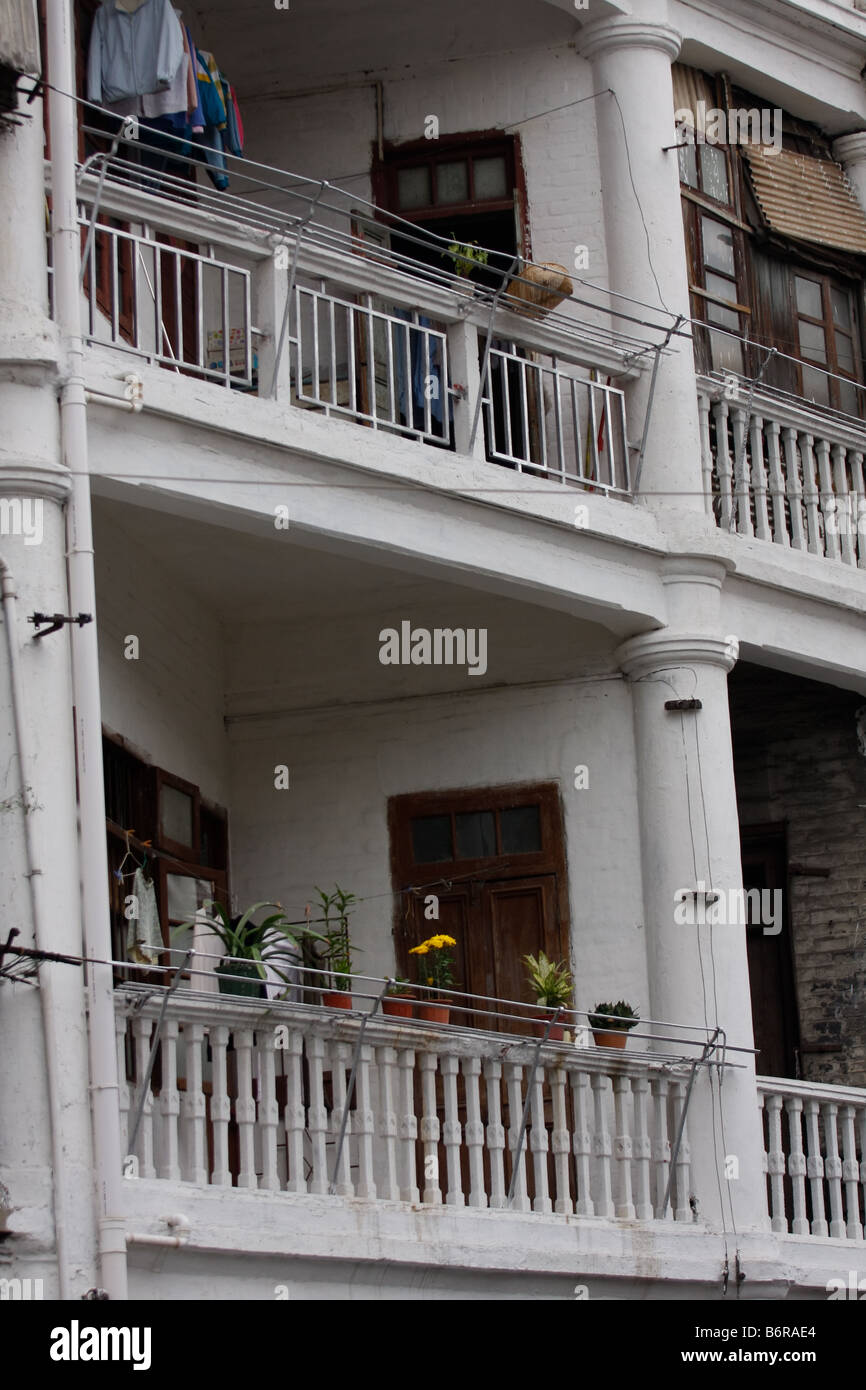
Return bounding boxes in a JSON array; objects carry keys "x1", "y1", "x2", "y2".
[
  {"x1": 617, "y1": 559, "x2": 769, "y2": 1233},
  {"x1": 0, "y1": 82, "x2": 98, "y2": 1293},
  {"x1": 579, "y1": 5, "x2": 708, "y2": 516},
  {"x1": 832, "y1": 133, "x2": 866, "y2": 211}
]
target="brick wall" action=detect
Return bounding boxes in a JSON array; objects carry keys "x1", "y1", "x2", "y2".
[{"x1": 730, "y1": 664, "x2": 866, "y2": 1087}]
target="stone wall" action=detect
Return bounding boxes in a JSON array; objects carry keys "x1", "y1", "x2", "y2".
[{"x1": 730, "y1": 664, "x2": 866, "y2": 1087}]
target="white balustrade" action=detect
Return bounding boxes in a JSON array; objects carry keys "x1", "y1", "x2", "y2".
[
  {"x1": 699, "y1": 375, "x2": 866, "y2": 567},
  {"x1": 758, "y1": 1078, "x2": 866, "y2": 1241},
  {"x1": 115, "y1": 989, "x2": 706, "y2": 1227}
]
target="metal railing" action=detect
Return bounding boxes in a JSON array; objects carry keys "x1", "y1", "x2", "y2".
[
  {"x1": 80, "y1": 216, "x2": 254, "y2": 389},
  {"x1": 292, "y1": 282, "x2": 450, "y2": 446},
  {"x1": 67, "y1": 164, "x2": 644, "y2": 493},
  {"x1": 483, "y1": 346, "x2": 630, "y2": 490}
]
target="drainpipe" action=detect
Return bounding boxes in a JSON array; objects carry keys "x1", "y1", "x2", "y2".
[
  {"x1": 45, "y1": 0, "x2": 128, "y2": 1300},
  {"x1": 0, "y1": 558, "x2": 71, "y2": 1299}
]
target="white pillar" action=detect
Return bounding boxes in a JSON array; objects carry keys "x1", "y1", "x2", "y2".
[
  {"x1": 617, "y1": 559, "x2": 769, "y2": 1232},
  {"x1": 579, "y1": 7, "x2": 708, "y2": 515},
  {"x1": 0, "y1": 79, "x2": 99, "y2": 1293},
  {"x1": 832, "y1": 133, "x2": 866, "y2": 212}
]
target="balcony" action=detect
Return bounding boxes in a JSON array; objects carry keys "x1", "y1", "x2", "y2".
[
  {"x1": 699, "y1": 373, "x2": 866, "y2": 569},
  {"x1": 115, "y1": 980, "x2": 700, "y2": 1220},
  {"x1": 115, "y1": 978, "x2": 866, "y2": 1244},
  {"x1": 69, "y1": 154, "x2": 644, "y2": 499}
]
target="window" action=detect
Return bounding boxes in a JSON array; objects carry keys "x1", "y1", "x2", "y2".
[
  {"x1": 103, "y1": 734, "x2": 229, "y2": 977},
  {"x1": 686, "y1": 212, "x2": 747, "y2": 374},
  {"x1": 678, "y1": 139, "x2": 731, "y2": 207},
  {"x1": 793, "y1": 274, "x2": 861, "y2": 415},
  {"x1": 388, "y1": 145, "x2": 514, "y2": 220}
]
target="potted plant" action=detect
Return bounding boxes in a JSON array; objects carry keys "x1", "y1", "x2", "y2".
[
  {"x1": 409, "y1": 934, "x2": 457, "y2": 1024},
  {"x1": 178, "y1": 901, "x2": 324, "y2": 999},
  {"x1": 442, "y1": 235, "x2": 489, "y2": 280},
  {"x1": 312, "y1": 884, "x2": 357, "y2": 1008},
  {"x1": 382, "y1": 977, "x2": 415, "y2": 1019},
  {"x1": 523, "y1": 951, "x2": 573, "y2": 1041},
  {"x1": 588, "y1": 1000, "x2": 640, "y2": 1050}
]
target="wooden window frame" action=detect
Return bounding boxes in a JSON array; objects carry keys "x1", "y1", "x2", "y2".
[
  {"x1": 790, "y1": 270, "x2": 863, "y2": 413},
  {"x1": 155, "y1": 767, "x2": 202, "y2": 863},
  {"x1": 377, "y1": 133, "x2": 519, "y2": 225}
]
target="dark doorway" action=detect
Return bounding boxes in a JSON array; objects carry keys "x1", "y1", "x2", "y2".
[{"x1": 741, "y1": 823, "x2": 801, "y2": 1078}]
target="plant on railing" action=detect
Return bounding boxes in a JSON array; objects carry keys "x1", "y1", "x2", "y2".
[
  {"x1": 442, "y1": 235, "x2": 489, "y2": 279},
  {"x1": 176, "y1": 900, "x2": 325, "y2": 998},
  {"x1": 523, "y1": 951, "x2": 573, "y2": 1007},
  {"x1": 589, "y1": 1000, "x2": 640, "y2": 1050},
  {"x1": 523, "y1": 951, "x2": 573, "y2": 1041},
  {"x1": 311, "y1": 883, "x2": 357, "y2": 1005},
  {"x1": 409, "y1": 934, "x2": 457, "y2": 1023}
]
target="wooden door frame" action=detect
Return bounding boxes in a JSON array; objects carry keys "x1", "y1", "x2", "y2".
[{"x1": 388, "y1": 781, "x2": 571, "y2": 986}]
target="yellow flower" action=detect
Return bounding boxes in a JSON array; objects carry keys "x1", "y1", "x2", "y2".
[
  {"x1": 439, "y1": 935, "x2": 456, "y2": 947},
  {"x1": 427, "y1": 976, "x2": 433, "y2": 985},
  {"x1": 409, "y1": 943, "x2": 429, "y2": 955}
]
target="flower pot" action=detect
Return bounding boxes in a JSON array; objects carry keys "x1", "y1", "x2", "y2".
[
  {"x1": 382, "y1": 997, "x2": 414, "y2": 1018},
  {"x1": 417, "y1": 1003, "x2": 450, "y2": 1025},
  {"x1": 215, "y1": 960, "x2": 265, "y2": 998},
  {"x1": 592, "y1": 1028, "x2": 629, "y2": 1049},
  {"x1": 535, "y1": 1016, "x2": 566, "y2": 1042},
  {"x1": 322, "y1": 990, "x2": 353, "y2": 1009}
]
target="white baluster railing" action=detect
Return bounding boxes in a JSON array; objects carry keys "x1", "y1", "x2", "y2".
[
  {"x1": 699, "y1": 375, "x2": 866, "y2": 567},
  {"x1": 116, "y1": 990, "x2": 710, "y2": 1227},
  {"x1": 758, "y1": 1077, "x2": 866, "y2": 1241}
]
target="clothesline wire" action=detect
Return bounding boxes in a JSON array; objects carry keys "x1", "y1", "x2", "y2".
[{"x1": 42, "y1": 73, "x2": 688, "y2": 345}]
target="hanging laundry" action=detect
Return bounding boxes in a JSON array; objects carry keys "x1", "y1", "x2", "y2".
[
  {"x1": 87, "y1": 0, "x2": 185, "y2": 106},
  {"x1": 220, "y1": 75, "x2": 243, "y2": 158},
  {"x1": 195, "y1": 48, "x2": 227, "y2": 129},
  {"x1": 126, "y1": 866, "x2": 163, "y2": 966}
]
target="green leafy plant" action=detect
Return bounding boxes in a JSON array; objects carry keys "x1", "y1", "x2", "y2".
[
  {"x1": 175, "y1": 900, "x2": 325, "y2": 995},
  {"x1": 588, "y1": 1000, "x2": 640, "y2": 1032},
  {"x1": 442, "y1": 235, "x2": 489, "y2": 279},
  {"x1": 523, "y1": 951, "x2": 573, "y2": 1008},
  {"x1": 386, "y1": 976, "x2": 414, "y2": 997},
  {"x1": 312, "y1": 884, "x2": 357, "y2": 991}
]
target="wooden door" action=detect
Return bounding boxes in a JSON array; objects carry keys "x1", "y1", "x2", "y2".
[
  {"x1": 391, "y1": 784, "x2": 570, "y2": 1031},
  {"x1": 742, "y1": 824, "x2": 800, "y2": 1078}
]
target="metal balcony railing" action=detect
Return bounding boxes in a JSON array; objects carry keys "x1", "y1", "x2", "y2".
[{"x1": 58, "y1": 142, "x2": 662, "y2": 498}]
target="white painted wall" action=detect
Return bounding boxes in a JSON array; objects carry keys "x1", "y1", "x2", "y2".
[
  {"x1": 227, "y1": 672, "x2": 649, "y2": 1016},
  {"x1": 94, "y1": 506, "x2": 231, "y2": 808}
]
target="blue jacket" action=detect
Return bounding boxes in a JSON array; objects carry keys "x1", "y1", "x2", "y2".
[{"x1": 87, "y1": 0, "x2": 185, "y2": 105}]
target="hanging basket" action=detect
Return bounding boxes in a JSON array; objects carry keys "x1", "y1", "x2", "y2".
[{"x1": 507, "y1": 262, "x2": 573, "y2": 318}]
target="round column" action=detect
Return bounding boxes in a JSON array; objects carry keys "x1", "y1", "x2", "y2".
[
  {"x1": 617, "y1": 561, "x2": 769, "y2": 1232},
  {"x1": 579, "y1": 10, "x2": 708, "y2": 514},
  {"x1": 0, "y1": 81, "x2": 98, "y2": 1294},
  {"x1": 832, "y1": 132, "x2": 866, "y2": 211}
]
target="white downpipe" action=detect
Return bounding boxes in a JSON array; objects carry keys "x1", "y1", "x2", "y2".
[
  {"x1": 46, "y1": 0, "x2": 128, "y2": 1300},
  {"x1": 0, "y1": 559, "x2": 71, "y2": 1299}
]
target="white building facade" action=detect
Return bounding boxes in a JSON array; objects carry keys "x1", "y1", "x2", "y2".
[{"x1": 0, "y1": 0, "x2": 865, "y2": 1300}]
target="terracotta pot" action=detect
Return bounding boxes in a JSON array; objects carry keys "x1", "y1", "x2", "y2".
[
  {"x1": 322, "y1": 990, "x2": 352, "y2": 1009},
  {"x1": 535, "y1": 1017, "x2": 566, "y2": 1042},
  {"x1": 592, "y1": 1028, "x2": 629, "y2": 1049},
  {"x1": 382, "y1": 997, "x2": 414, "y2": 1018},
  {"x1": 417, "y1": 1003, "x2": 450, "y2": 1025}
]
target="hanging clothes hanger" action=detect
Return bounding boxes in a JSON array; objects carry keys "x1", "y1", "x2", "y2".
[{"x1": 114, "y1": 829, "x2": 153, "y2": 882}]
